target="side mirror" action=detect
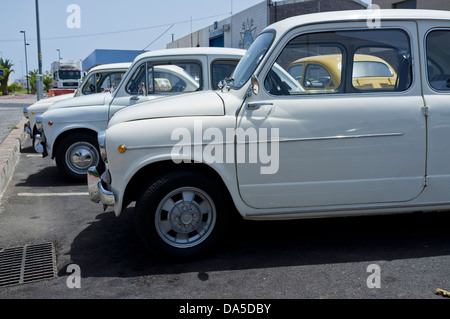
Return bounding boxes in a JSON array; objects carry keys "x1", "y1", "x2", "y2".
[
  {"x1": 137, "y1": 82, "x2": 147, "y2": 97},
  {"x1": 251, "y1": 74, "x2": 259, "y2": 95}
]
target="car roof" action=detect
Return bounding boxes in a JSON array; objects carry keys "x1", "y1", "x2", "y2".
[
  {"x1": 133, "y1": 47, "x2": 246, "y2": 64},
  {"x1": 89, "y1": 62, "x2": 132, "y2": 73},
  {"x1": 266, "y1": 9, "x2": 450, "y2": 35}
]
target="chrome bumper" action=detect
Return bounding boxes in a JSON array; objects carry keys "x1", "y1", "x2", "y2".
[
  {"x1": 33, "y1": 134, "x2": 48, "y2": 157},
  {"x1": 87, "y1": 166, "x2": 115, "y2": 207},
  {"x1": 24, "y1": 121, "x2": 31, "y2": 135}
]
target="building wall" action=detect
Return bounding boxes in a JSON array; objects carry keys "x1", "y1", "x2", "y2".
[
  {"x1": 167, "y1": 0, "x2": 368, "y2": 49},
  {"x1": 269, "y1": 0, "x2": 366, "y2": 24},
  {"x1": 374, "y1": 0, "x2": 450, "y2": 10},
  {"x1": 167, "y1": 2, "x2": 268, "y2": 49},
  {"x1": 231, "y1": 2, "x2": 268, "y2": 49}
]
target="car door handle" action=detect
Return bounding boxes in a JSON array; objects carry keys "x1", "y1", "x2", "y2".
[
  {"x1": 130, "y1": 96, "x2": 140, "y2": 101},
  {"x1": 247, "y1": 102, "x2": 273, "y2": 110}
]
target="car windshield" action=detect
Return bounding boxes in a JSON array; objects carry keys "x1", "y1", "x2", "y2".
[
  {"x1": 231, "y1": 31, "x2": 275, "y2": 88},
  {"x1": 59, "y1": 70, "x2": 81, "y2": 80}
]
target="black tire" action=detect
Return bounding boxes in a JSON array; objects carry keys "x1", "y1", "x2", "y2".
[
  {"x1": 55, "y1": 132, "x2": 104, "y2": 181},
  {"x1": 135, "y1": 169, "x2": 231, "y2": 262}
]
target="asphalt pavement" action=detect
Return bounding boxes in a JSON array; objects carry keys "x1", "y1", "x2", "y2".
[{"x1": 0, "y1": 95, "x2": 449, "y2": 303}]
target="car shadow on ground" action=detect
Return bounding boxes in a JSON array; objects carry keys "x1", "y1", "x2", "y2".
[
  {"x1": 62, "y1": 205, "x2": 450, "y2": 279},
  {"x1": 17, "y1": 145, "x2": 86, "y2": 187}
]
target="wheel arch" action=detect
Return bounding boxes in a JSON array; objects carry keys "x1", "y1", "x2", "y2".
[
  {"x1": 52, "y1": 127, "x2": 99, "y2": 159},
  {"x1": 122, "y1": 160, "x2": 238, "y2": 216}
]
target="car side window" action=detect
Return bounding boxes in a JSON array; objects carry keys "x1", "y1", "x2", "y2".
[
  {"x1": 426, "y1": 29, "x2": 450, "y2": 91},
  {"x1": 126, "y1": 61, "x2": 201, "y2": 95},
  {"x1": 211, "y1": 60, "x2": 239, "y2": 90},
  {"x1": 265, "y1": 29, "x2": 412, "y2": 95},
  {"x1": 126, "y1": 63, "x2": 146, "y2": 95},
  {"x1": 81, "y1": 73, "x2": 98, "y2": 95}
]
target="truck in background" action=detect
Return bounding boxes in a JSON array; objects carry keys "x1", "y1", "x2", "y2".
[{"x1": 51, "y1": 60, "x2": 82, "y2": 89}]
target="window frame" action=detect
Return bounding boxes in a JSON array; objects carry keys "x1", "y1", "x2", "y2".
[
  {"x1": 262, "y1": 27, "x2": 414, "y2": 98},
  {"x1": 125, "y1": 60, "x2": 203, "y2": 96},
  {"x1": 424, "y1": 28, "x2": 450, "y2": 93},
  {"x1": 210, "y1": 58, "x2": 241, "y2": 90}
]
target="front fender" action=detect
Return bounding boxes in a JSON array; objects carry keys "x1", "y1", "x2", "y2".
[
  {"x1": 41, "y1": 106, "x2": 109, "y2": 157},
  {"x1": 105, "y1": 115, "x2": 243, "y2": 216}
]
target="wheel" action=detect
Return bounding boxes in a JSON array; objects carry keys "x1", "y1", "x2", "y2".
[
  {"x1": 55, "y1": 132, "x2": 104, "y2": 181},
  {"x1": 135, "y1": 169, "x2": 230, "y2": 261}
]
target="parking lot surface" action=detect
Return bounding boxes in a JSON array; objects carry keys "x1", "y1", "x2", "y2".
[{"x1": 0, "y1": 115, "x2": 449, "y2": 300}]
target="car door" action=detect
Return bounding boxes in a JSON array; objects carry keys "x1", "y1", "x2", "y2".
[
  {"x1": 236, "y1": 23, "x2": 427, "y2": 210},
  {"x1": 420, "y1": 22, "x2": 450, "y2": 199}
]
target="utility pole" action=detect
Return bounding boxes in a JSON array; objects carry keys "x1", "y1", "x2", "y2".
[
  {"x1": 35, "y1": 0, "x2": 44, "y2": 100},
  {"x1": 20, "y1": 31, "x2": 30, "y2": 94}
]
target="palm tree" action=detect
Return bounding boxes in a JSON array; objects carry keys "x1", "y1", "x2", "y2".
[
  {"x1": 27, "y1": 70, "x2": 38, "y2": 94},
  {"x1": 43, "y1": 71, "x2": 53, "y2": 92},
  {"x1": 0, "y1": 58, "x2": 14, "y2": 95}
]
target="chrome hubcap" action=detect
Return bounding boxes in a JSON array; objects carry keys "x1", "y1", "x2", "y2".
[
  {"x1": 155, "y1": 187, "x2": 216, "y2": 248},
  {"x1": 66, "y1": 142, "x2": 99, "y2": 174}
]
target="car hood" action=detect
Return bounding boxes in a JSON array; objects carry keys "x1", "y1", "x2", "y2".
[
  {"x1": 108, "y1": 91, "x2": 225, "y2": 127},
  {"x1": 27, "y1": 93, "x2": 74, "y2": 113},
  {"x1": 48, "y1": 92, "x2": 110, "y2": 110}
]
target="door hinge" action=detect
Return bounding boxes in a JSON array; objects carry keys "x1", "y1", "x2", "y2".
[
  {"x1": 422, "y1": 106, "x2": 429, "y2": 117},
  {"x1": 424, "y1": 176, "x2": 429, "y2": 187}
]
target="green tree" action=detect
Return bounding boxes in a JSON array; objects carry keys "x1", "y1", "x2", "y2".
[
  {"x1": 27, "y1": 70, "x2": 38, "y2": 94},
  {"x1": 8, "y1": 82, "x2": 23, "y2": 93},
  {"x1": 0, "y1": 58, "x2": 14, "y2": 95},
  {"x1": 43, "y1": 71, "x2": 53, "y2": 92}
]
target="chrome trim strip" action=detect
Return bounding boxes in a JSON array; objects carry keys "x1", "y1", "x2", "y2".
[
  {"x1": 124, "y1": 132, "x2": 403, "y2": 151},
  {"x1": 275, "y1": 133, "x2": 404, "y2": 143},
  {"x1": 246, "y1": 201, "x2": 450, "y2": 217}
]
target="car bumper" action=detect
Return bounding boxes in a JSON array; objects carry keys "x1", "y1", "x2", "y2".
[
  {"x1": 34, "y1": 134, "x2": 48, "y2": 157},
  {"x1": 87, "y1": 166, "x2": 115, "y2": 208},
  {"x1": 24, "y1": 121, "x2": 31, "y2": 135}
]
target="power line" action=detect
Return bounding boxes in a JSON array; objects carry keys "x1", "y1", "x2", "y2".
[
  {"x1": 141, "y1": 24, "x2": 174, "y2": 52},
  {"x1": 0, "y1": 13, "x2": 230, "y2": 43}
]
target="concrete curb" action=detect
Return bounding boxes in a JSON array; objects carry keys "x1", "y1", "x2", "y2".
[{"x1": 0, "y1": 117, "x2": 29, "y2": 199}]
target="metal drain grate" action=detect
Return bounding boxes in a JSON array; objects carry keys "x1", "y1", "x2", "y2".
[{"x1": 0, "y1": 242, "x2": 57, "y2": 287}]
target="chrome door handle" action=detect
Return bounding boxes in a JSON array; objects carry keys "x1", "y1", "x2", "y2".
[{"x1": 247, "y1": 102, "x2": 273, "y2": 110}]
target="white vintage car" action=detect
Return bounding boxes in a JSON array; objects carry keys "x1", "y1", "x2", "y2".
[
  {"x1": 36, "y1": 48, "x2": 245, "y2": 180},
  {"x1": 89, "y1": 9, "x2": 450, "y2": 261},
  {"x1": 24, "y1": 62, "x2": 131, "y2": 147}
]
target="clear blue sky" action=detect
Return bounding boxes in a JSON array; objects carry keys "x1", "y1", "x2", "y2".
[
  {"x1": 1, "y1": 0, "x2": 263, "y2": 82},
  {"x1": 1, "y1": 0, "x2": 371, "y2": 82}
]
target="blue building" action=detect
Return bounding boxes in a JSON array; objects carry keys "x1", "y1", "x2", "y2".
[{"x1": 82, "y1": 49, "x2": 144, "y2": 72}]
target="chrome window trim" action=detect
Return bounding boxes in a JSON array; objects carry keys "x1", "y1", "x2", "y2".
[
  {"x1": 261, "y1": 25, "x2": 416, "y2": 98},
  {"x1": 424, "y1": 27, "x2": 450, "y2": 93}
]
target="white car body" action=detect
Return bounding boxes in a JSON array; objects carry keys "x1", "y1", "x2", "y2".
[
  {"x1": 37, "y1": 47, "x2": 245, "y2": 180},
  {"x1": 90, "y1": 9, "x2": 450, "y2": 260},
  {"x1": 24, "y1": 62, "x2": 131, "y2": 138}
]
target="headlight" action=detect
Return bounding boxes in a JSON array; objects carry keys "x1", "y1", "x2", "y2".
[
  {"x1": 23, "y1": 106, "x2": 29, "y2": 119},
  {"x1": 98, "y1": 131, "x2": 107, "y2": 162},
  {"x1": 35, "y1": 114, "x2": 43, "y2": 132}
]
